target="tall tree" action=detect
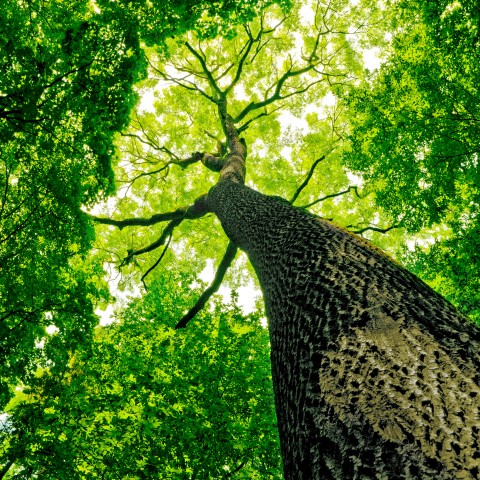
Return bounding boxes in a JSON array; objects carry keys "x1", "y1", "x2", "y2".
[
  {"x1": 90, "y1": 1, "x2": 480, "y2": 478},
  {"x1": 3, "y1": 0, "x2": 480, "y2": 477}
]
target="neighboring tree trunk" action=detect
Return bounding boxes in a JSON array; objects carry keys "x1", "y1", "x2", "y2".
[{"x1": 207, "y1": 179, "x2": 480, "y2": 479}]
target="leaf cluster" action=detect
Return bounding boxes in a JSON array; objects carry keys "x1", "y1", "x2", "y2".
[
  {"x1": 343, "y1": 0, "x2": 480, "y2": 319},
  {"x1": 2, "y1": 273, "x2": 281, "y2": 479}
]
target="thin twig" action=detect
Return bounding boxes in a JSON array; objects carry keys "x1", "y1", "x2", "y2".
[
  {"x1": 122, "y1": 218, "x2": 181, "y2": 266},
  {"x1": 141, "y1": 233, "x2": 173, "y2": 290},
  {"x1": 351, "y1": 224, "x2": 402, "y2": 235},
  {"x1": 301, "y1": 186, "x2": 360, "y2": 209}
]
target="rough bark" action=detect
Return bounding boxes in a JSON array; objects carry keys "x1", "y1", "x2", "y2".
[{"x1": 206, "y1": 179, "x2": 480, "y2": 480}]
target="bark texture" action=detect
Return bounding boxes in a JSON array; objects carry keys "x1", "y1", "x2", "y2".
[{"x1": 207, "y1": 179, "x2": 480, "y2": 480}]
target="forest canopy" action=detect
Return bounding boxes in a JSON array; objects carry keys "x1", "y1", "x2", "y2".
[{"x1": 1, "y1": 0, "x2": 479, "y2": 477}]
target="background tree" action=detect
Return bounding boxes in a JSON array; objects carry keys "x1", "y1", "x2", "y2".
[
  {"x1": 1, "y1": 273, "x2": 281, "y2": 479},
  {"x1": 0, "y1": 0, "x2": 285, "y2": 411},
  {"x1": 344, "y1": 0, "x2": 480, "y2": 322}
]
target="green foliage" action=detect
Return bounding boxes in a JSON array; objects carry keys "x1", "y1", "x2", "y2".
[
  {"x1": 1, "y1": 0, "x2": 283, "y2": 411},
  {"x1": 2, "y1": 273, "x2": 281, "y2": 478},
  {"x1": 97, "y1": 0, "x2": 292, "y2": 45},
  {"x1": 3, "y1": 0, "x2": 479, "y2": 475},
  {"x1": 402, "y1": 224, "x2": 480, "y2": 324},
  {"x1": 100, "y1": 0, "x2": 390, "y2": 288},
  {"x1": 0, "y1": 0, "x2": 145, "y2": 409},
  {"x1": 343, "y1": 0, "x2": 480, "y2": 320}
]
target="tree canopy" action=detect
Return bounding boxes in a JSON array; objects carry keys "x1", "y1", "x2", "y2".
[
  {"x1": 2, "y1": 273, "x2": 281, "y2": 478},
  {"x1": 1, "y1": 0, "x2": 479, "y2": 476},
  {"x1": 0, "y1": 0, "x2": 288, "y2": 410},
  {"x1": 344, "y1": 0, "x2": 480, "y2": 321}
]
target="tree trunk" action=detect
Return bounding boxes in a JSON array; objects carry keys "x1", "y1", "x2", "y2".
[{"x1": 207, "y1": 179, "x2": 480, "y2": 480}]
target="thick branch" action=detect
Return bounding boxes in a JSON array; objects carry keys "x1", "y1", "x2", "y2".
[
  {"x1": 175, "y1": 242, "x2": 238, "y2": 329},
  {"x1": 202, "y1": 153, "x2": 225, "y2": 172},
  {"x1": 213, "y1": 107, "x2": 247, "y2": 184},
  {"x1": 92, "y1": 195, "x2": 209, "y2": 229},
  {"x1": 290, "y1": 155, "x2": 326, "y2": 204},
  {"x1": 185, "y1": 42, "x2": 223, "y2": 97},
  {"x1": 120, "y1": 196, "x2": 210, "y2": 265}
]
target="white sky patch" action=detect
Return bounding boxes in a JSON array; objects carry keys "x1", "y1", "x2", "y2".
[
  {"x1": 346, "y1": 171, "x2": 363, "y2": 186},
  {"x1": 363, "y1": 47, "x2": 382, "y2": 71},
  {"x1": 0, "y1": 414, "x2": 9, "y2": 432},
  {"x1": 321, "y1": 92, "x2": 336, "y2": 107},
  {"x1": 281, "y1": 145, "x2": 292, "y2": 161},
  {"x1": 198, "y1": 259, "x2": 215, "y2": 283},
  {"x1": 46, "y1": 325, "x2": 59, "y2": 335},
  {"x1": 95, "y1": 262, "x2": 141, "y2": 325},
  {"x1": 138, "y1": 89, "x2": 156, "y2": 113},
  {"x1": 406, "y1": 239, "x2": 417, "y2": 251},
  {"x1": 90, "y1": 0, "x2": 101, "y2": 14},
  {"x1": 299, "y1": 2, "x2": 315, "y2": 25},
  {"x1": 278, "y1": 111, "x2": 309, "y2": 132},
  {"x1": 234, "y1": 83, "x2": 249, "y2": 101},
  {"x1": 406, "y1": 236, "x2": 437, "y2": 251},
  {"x1": 97, "y1": 303, "x2": 115, "y2": 326}
]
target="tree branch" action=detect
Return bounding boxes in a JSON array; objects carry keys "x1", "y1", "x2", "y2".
[
  {"x1": 237, "y1": 106, "x2": 283, "y2": 133},
  {"x1": 119, "y1": 151, "x2": 204, "y2": 186},
  {"x1": 289, "y1": 155, "x2": 326, "y2": 204},
  {"x1": 224, "y1": 26, "x2": 261, "y2": 95},
  {"x1": 91, "y1": 195, "x2": 209, "y2": 230},
  {"x1": 122, "y1": 218, "x2": 181, "y2": 266},
  {"x1": 175, "y1": 242, "x2": 238, "y2": 329},
  {"x1": 201, "y1": 153, "x2": 226, "y2": 172},
  {"x1": 301, "y1": 185, "x2": 360, "y2": 209},
  {"x1": 225, "y1": 461, "x2": 247, "y2": 478},
  {"x1": 351, "y1": 223, "x2": 402, "y2": 235},
  {"x1": 0, "y1": 458, "x2": 15, "y2": 480},
  {"x1": 146, "y1": 55, "x2": 216, "y2": 104},
  {"x1": 185, "y1": 41, "x2": 223, "y2": 97},
  {"x1": 233, "y1": 63, "x2": 318, "y2": 123},
  {"x1": 141, "y1": 233, "x2": 172, "y2": 290}
]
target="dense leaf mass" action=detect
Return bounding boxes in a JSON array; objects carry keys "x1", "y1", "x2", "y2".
[
  {"x1": 0, "y1": 0, "x2": 285, "y2": 411},
  {"x1": 2, "y1": 274, "x2": 281, "y2": 478},
  {"x1": 344, "y1": 0, "x2": 480, "y2": 320}
]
